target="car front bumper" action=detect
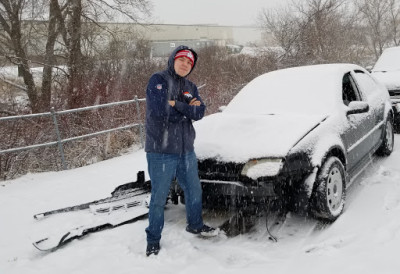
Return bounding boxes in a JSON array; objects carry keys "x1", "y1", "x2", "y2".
[
  {"x1": 201, "y1": 178, "x2": 276, "y2": 199},
  {"x1": 198, "y1": 153, "x2": 315, "y2": 206}
]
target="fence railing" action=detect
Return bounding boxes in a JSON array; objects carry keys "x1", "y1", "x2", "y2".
[{"x1": 0, "y1": 96, "x2": 145, "y2": 170}]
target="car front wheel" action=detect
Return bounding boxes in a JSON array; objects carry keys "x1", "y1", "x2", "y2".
[{"x1": 310, "y1": 156, "x2": 346, "y2": 221}]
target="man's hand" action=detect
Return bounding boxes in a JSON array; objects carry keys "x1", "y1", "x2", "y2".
[
  {"x1": 169, "y1": 99, "x2": 200, "y2": 107},
  {"x1": 189, "y1": 98, "x2": 201, "y2": 106}
]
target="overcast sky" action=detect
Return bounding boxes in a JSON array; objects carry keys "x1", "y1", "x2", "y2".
[{"x1": 150, "y1": 0, "x2": 290, "y2": 26}]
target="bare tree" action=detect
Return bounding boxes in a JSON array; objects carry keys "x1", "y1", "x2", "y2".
[
  {"x1": 357, "y1": 0, "x2": 391, "y2": 58},
  {"x1": 41, "y1": 0, "x2": 59, "y2": 111},
  {"x1": 258, "y1": 6, "x2": 300, "y2": 60},
  {"x1": 0, "y1": 0, "x2": 42, "y2": 112},
  {"x1": 0, "y1": 0, "x2": 151, "y2": 112},
  {"x1": 259, "y1": 0, "x2": 369, "y2": 66},
  {"x1": 356, "y1": 0, "x2": 400, "y2": 58},
  {"x1": 387, "y1": 0, "x2": 400, "y2": 46},
  {"x1": 65, "y1": 0, "x2": 84, "y2": 109},
  {"x1": 57, "y1": 0, "x2": 151, "y2": 108}
]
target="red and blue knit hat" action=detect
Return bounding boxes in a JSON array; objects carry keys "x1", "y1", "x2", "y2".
[{"x1": 174, "y1": 50, "x2": 195, "y2": 65}]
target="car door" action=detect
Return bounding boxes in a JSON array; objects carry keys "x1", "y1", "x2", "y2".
[
  {"x1": 351, "y1": 70, "x2": 386, "y2": 147},
  {"x1": 340, "y1": 71, "x2": 375, "y2": 177}
]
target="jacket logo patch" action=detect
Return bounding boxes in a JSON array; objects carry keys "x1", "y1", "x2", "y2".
[
  {"x1": 156, "y1": 84, "x2": 162, "y2": 90},
  {"x1": 183, "y1": 91, "x2": 194, "y2": 103}
]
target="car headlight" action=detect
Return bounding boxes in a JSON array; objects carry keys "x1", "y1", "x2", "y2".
[{"x1": 241, "y1": 158, "x2": 283, "y2": 179}]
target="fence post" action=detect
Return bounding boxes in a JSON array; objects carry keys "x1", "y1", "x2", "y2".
[
  {"x1": 50, "y1": 107, "x2": 67, "y2": 170},
  {"x1": 135, "y1": 96, "x2": 144, "y2": 148}
]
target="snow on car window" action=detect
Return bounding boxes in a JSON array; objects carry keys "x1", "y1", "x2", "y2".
[
  {"x1": 353, "y1": 71, "x2": 382, "y2": 99},
  {"x1": 224, "y1": 64, "x2": 344, "y2": 116}
]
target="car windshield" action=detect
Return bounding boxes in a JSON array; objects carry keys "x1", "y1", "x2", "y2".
[
  {"x1": 224, "y1": 65, "x2": 341, "y2": 116},
  {"x1": 373, "y1": 47, "x2": 400, "y2": 72}
]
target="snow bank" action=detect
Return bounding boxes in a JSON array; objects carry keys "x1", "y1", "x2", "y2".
[{"x1": 1, "y1": 136, "x2": 400, "y2": 274}]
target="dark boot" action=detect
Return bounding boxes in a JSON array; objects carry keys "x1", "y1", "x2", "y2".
[
  {"x1": 186, "y1": 224, "x2": 218, "y2": 237},
  {"x1": 146, "y1": 242, "x2": 160, "y2": 256}
]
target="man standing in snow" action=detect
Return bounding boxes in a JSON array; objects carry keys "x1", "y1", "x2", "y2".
[{"x1": 144, "y1": 45, "x2": 216, "y2": 256}]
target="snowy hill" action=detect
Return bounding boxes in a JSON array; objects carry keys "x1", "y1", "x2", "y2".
[{"x1": 1, "y1": 135, "x2": 400, "y2": 274}]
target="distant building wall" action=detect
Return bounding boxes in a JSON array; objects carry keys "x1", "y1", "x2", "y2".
[
  {"x1": 149, "y1": 40, "x2": 217, "y2": 57},
  {"x1": 102, "y1": 23, "x2": 269, "y2": 49},
  {"x1": 109, "y1": 23, "x2": 270, "y2": 57},
  {"x1": 138, "y1": 24, "x2": 234, "y2": 43},
  {"x1": 231, "y1": 26, "x2": 265, "y2": 46},
  {"x1": 7, "y1": 21, "x2": 274, "y2": 59}
]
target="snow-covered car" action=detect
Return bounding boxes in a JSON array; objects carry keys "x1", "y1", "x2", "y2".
[
  {"x1": 194, "y1": 64, "x2": 394, "y2": 221},
  {"x1": 371, "y1": 46, "x2": 400, "y2": 132}
]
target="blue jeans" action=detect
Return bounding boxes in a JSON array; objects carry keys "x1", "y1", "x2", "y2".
[{"x1": 145, "y1": 151, "x2": 204, "y2": 244}]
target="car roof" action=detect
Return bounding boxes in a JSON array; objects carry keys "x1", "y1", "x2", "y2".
[
  {"x1": 373, "y1": 46, "x2": 400, "y2": 72},
  {"x1": 224, "y1": 63, "x2": 364, "y2": 116}
]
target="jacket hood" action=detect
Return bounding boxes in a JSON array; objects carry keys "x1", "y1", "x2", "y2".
[{"x1": 167, "y1": 45, "x2": 198, "y2": 77}]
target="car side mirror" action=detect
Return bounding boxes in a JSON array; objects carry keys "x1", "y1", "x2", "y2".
[
  {"x1": 365, "y1": 65, "x2": 373, "y2": 72},
  {"x1": 218, "y1": 106, "x2": 227, "y2": 112},
  {"x1": 346, "y1": 101, "x2": 369, "y2": 115}
]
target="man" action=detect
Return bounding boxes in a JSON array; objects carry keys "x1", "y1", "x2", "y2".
[{"x1": 144, "y1": 45, "x2": 216, "y2": 256}]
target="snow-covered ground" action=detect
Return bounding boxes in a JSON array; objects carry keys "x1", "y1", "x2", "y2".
[{"x1": 1, "y1": 135, "x2": 400, "y2": 274}]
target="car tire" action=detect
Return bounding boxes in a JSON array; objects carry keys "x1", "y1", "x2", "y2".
[
  {"x1": 394, "y1": 112, "x2": 400, "y2": 133},
  {"x1": 376, "y1": 116, "x2": 394, "y2": 156},
  {"x1": 310, "y1": 156, "x2": 346, "y2": 221}
]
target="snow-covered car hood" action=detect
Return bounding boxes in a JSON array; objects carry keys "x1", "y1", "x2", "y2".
[
  {"x1": 194, "y1": 112, "x2": 327, "y2": 163},
  {"x1": 372, "y1": 70, "x2": 400, "y2": 91}
]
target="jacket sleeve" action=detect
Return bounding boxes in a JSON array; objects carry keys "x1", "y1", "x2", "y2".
[
  {"x1": 146, "y1": 74, "x2": 184, "y2": 123},
  {"x1": 174, "y1": 85, "x2": 206, "y2": 121}
]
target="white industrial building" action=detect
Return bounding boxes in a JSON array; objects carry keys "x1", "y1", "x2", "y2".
[{"x1": 102, "y1": 23, "x2": 274, "y2": 56}]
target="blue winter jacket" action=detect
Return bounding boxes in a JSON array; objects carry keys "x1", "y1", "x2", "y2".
[{"x1": 145, "y1": 45, "x2": 206, "y2": 154}]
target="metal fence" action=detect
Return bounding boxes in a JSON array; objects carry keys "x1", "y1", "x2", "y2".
[{"x1": 0, "y1": 96, "x2": 145, "y2": 170}]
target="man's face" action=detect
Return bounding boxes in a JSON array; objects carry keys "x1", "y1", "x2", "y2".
[{"x1": 174, "y1": 57, "x2": 193, "y2": 77}]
